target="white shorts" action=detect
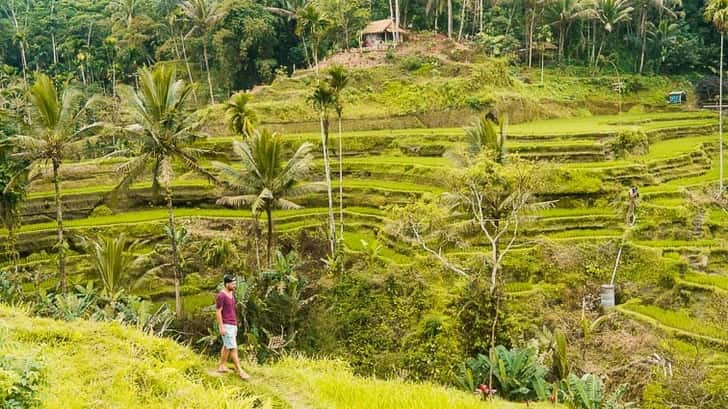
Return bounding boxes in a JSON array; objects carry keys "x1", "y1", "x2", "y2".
[{"x1": 222, "y1": 324, "x2": 238, "y2": 349}]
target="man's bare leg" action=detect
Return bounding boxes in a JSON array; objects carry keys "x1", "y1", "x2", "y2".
[
  {"x1": 218, "y1": 347, "x2": 231, "y2": 372},
  {"x1": 230, "y1": 348, "x2": 250, "y2": 380}
]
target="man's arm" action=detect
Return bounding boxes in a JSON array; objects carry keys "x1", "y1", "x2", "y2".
[{"x1": 215, "y1": 301, "x2": 226, "y2": 336}]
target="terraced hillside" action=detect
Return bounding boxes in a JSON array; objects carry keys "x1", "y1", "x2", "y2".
[
  {"x1": 4, "y1": 108, "x2": 727, "y2": 335},
  {"x1": 3, "y1": 85, "x2": 728, "y2": 408}
]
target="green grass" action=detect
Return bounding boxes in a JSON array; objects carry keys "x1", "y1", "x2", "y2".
[
  {"x1": 4, "y1": 207, "x2": 384, "y2": 235},
  {"x1": 682, "y1": 272, "x2": 728, "y2": 292},
  {"x1": 0, "y1": 305, "x2": 556, "y2": 409},
  {"x1": 507, "y1": 111, "x2": 715, "y2": 136},
  {"x1": 620, "y1": 302, "x2": 728, "y2": 341},
  {"x1": 0, "y1": 305, "x2": 263, "y2": 409},
  {"x1": 257, "y1": 357, "x2": 564, "y2": 409}
]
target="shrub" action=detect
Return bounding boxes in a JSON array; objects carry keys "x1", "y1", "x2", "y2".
[
  {"x1": 560, "y1": 373, "x2": 634, "y2": 409},
  {"x1": 90, "y1": 205, "x2": 114, "y2": 217},
  {"x1": 0, "y1": 356, "x2": 43, "y2": 409},
  {"x1": 611, "y1": 130, "x2": 649, "y2": 157},
  {"x1": 456, "y1": 345, "x2": 549, "y2": 401},
  {"x1": 452, "y1": 279, "x2": 510, "y2": 357}
]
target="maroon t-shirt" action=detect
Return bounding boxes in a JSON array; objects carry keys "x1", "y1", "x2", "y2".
[{"x1": 215, "y1": 291, "x2": 237, "y2": 325}]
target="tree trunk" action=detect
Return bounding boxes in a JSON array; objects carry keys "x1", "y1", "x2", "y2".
[
  {"x1": 558, "y1": 24, "x2": 565, "y2": 62},
  {"x1": 720, "y1": 32, "x2": 725, "y2": 194},
  {"x1": 638, "y1": 6, "x2": 647, "y2": 74},
  {"x1": 7, "y1": 222, "x2": 18, "y2": 273},
  {"x1": 338, "y1": 113, "x2": 345, "y2": 247},
  {"x1": 528, "y1": 11, "x2": 535, "y2": 68},
  {"x1": 52, "y1": 160, "x2": 66, "y2": 294},
  {"x1": 202, "y1": 42, "x2": 215, "y2": 104},
  {"x1": 490, "y1": 238, "x2": 498, "y2": 293},
  {"x1": 166, "y1": 188, "x2": 182, "y2": 317},
  {"x1": 458, "y1": 0, "x2": 467, "y2": 41},
  {"x1": 479, "y1": 0, "x2": 483, "y2": 33},
  {"x1": 300, "y1": 35, "x2": 312, "y2": 70},
  {"x1": 50, "y1": 0, "x2": 58, "y2": 64},
  {"x1": 395, "y1": 0, "x2": 401, "y2": 44},
  {"x1": 319, "y1": 113, "x2": 336, "y2": 255},
  {"x1": 447, "y1": 0, "x2": 452, "y2": 38},
  {"x1": 266, "y1": 205, "x2": 274, "y2": 266},
  {"x1": 180, "y1": 35, "x2": 198, "y2": 103}
]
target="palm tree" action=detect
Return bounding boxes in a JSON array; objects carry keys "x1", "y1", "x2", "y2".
[
  {"x1": 225, "y1": 91, "x2": 256, "y2": 138},
  {"x1": 547, "y1": 0, "x2": 590, "y2": 62},
  {"x1": 326, "y1": 66, "x2": 349, "y2": 244},
  {"x1": 112, "y1": 64, "x2": 213, "y2": 317},
  {"x1": 295, "y1": 4, "x2": 328, "y2": 74},
  {"x1": 11, "y1": 73, "x2": 101, "y2": 294},
  {"x1": 593, "y1": 0, "x2": 634, "y2": 66},
  {"x1": 309, "y1": 82, "x2": 337, "y2": 255},
  {"x1": 214, "y1": 129, "x2": 316, "y2": 264},
  {"x1": 648, "y1": 19, "x2": 679, "y2": 73},
  {"x1": 705, "y1": 0, "x2": 728, "y2": 195},
  {"x1": 464, "y1": 115, "x2": 507, "y2": 163},
  {"x1": 181, "y1": 0, "x2": 226, "y2": 104},
  {"x1": 109, "y1": 0, "x2": 139, "y2": 29},
  {"x1": 637, "y1": 0, "x2": 679, "y2": 74},
  {"x1": 84, "y1": 233, "x2": 141, "y2": 296}
]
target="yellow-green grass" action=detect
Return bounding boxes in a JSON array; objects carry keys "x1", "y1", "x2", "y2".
[
  {"x1": 342, "y1": 230, "x2": 412, "y2": 264},
  {"x1": 681, "y1": 272, "x2": 728, "y2": 292},
  {"x1": 542, "y1": 228, "x2": 623, "y2": 239},
  {"x1": 535, "y1": 207, "x2": 615, "y2": 218},
  {"x1": 619, "y1": 302, "x2": 728, "y2": 342},
  {"x1": 27, "y1": 179, "x2": 214, "y2": 199},
  {"x1": 0, "y1": 305, "x2": 557, "y2": 409},
  {"x1": 3, "y1": 207, "x2": 384, "y2": 235},
  {"x1": 507, "y1": 111, "x2": 715, "y2": 136},
  {"x1": 256, "y1": 357, "x2": 564, "y2": 409},
  {"x1": 0, "y1": 305, "x2": 264, "y2": 409}
]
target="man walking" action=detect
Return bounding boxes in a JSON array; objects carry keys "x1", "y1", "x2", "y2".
[{"x1": 216, "y1": 274, "x2": 250, "y2": 380}]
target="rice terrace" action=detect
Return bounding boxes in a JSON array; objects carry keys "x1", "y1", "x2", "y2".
[{"x1": 0, "y1": 0, "x2": 727, "y2": 408}]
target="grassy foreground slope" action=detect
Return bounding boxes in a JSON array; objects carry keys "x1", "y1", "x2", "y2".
[{"x1": 0, "y1": 305, "x2": 561, "y2": 409}]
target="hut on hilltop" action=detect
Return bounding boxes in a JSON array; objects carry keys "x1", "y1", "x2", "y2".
[{"x1": 360, "y1": 19, "x2": 407, "y2": 48}]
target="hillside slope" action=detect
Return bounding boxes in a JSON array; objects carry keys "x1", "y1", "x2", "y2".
[{"x1": 0, "y1": 305, "x2": 561, "y2": 409}]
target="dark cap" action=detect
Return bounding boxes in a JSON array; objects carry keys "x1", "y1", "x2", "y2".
[{"x1": 223, "y1": 274, "x2": 236, "y2": 284}]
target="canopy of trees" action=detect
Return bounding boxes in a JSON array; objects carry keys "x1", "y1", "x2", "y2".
[{"x1": 0, "y1": 0, "x2": 723, "y2": 101}]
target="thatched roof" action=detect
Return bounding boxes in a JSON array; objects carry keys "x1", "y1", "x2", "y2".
[{"x1": 361, "y1": 19, "x2": 406, "y2": 35}]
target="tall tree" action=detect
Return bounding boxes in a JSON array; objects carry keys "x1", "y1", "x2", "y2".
[
  {"x1": 593, "y1": 0, "x2": 634, "y2": 66},
  {"x1": 11, "y1": 73, "x2": 101, "y2": 294},
  {"x1": 113, "y1": 64, "x2": 213, "y2": 317},
  {"x1": 326, "y1": 65, "x2": 349, "y2": 244},
  {"x1": 547, "y1": 0, "x2": 590, "y2": 62},
  {"x1": 181, "y1": 0, "x2": 226, "y2": 104},
  {"x1": 309, "y1": 82, "x2": 337, "y2": 254},
  {"x1": 295, "y1": 3, "x2": 329, "y2": 73},
  {"x1": 637, "y1": 0, "x2": 679, "y2": 74},
  {"x1": 0, "y1": 156, "x2": 29, "y2": 271},
  {"x1": 214, "y1": 129, "x2": 316, "y2": 264},
  {"x1": 705, "y1": 0, "x2": 728, "y2": 195},
  {"x1": 1, "y1": 1, "x2": 30, "y2": 87}
]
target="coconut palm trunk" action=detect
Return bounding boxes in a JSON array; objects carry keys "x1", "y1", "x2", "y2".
[
  {"x1": 202, "y1": 42, "x2": 215, "y2": 104},
  {"x1": 447, "y1": 0, "x2": 453, "y2": 38},
  {"x1": 265, "y1": 205, "x2": 274, "y2": 265},
  {"x1": 180, "y1": 35, "x2": 199, "y2": 103},
  {"x1": 52, "y1": 159, "x2": 66, "y2": 294},
  {"x1": 638, "y1": 6, "x2": 648, "y2": 74},
  {"x1": 338, "y1": 113, "x2": 345, "y2": 243},
  {"x1": 721, "y1": 32, "x2": 725, "y2": 194},
  {"x1": 166, "y1": 188, "x2": 182, "y2": 317},
  {"x1": 319, "y1": 113, "x2": 336, "y2": 254}
]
